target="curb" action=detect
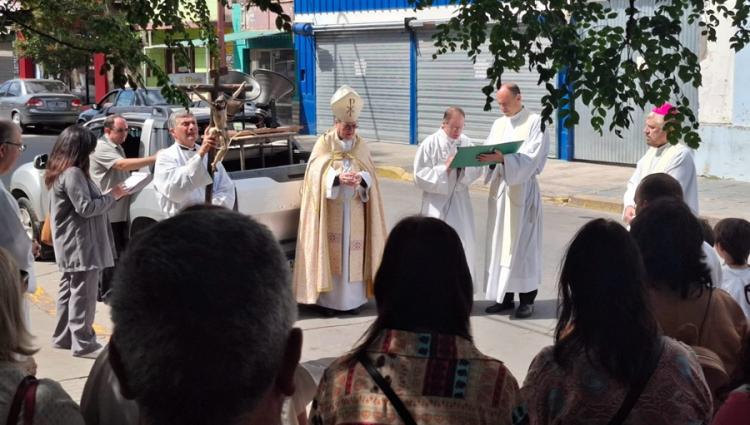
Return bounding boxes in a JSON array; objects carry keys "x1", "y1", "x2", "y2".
[
  {"x1": 27, "y1": 286, "x2": 111, "y2": 337},
  {"x1": 374, "y1": 164, "x2": 626, "y2": 216},
  {"x1": 375, "y1": 166, "x2": 413, "y2": 182}
]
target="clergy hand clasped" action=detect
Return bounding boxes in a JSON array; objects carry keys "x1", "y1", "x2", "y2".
[
  {"x1": 477, "y1": 149, "x2": 504, "y2": 164},
  {"x1": 340, "y1": 171, "x2": 362, "y2": 187}
]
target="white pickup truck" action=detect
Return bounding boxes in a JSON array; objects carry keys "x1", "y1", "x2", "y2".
[{"x1": 9, "y1": 110, "x2": 309, "y2": 260}]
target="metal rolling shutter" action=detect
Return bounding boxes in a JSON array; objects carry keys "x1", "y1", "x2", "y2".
[
  {"x1": 315, "y1": 30, "x2": 411, "y2": 143},
  {"x1": 573, "y1": 0, "x2": 699, "y2": 164},
  {"x1": 416, "y1": 29, "x2": 557, "y2": 158}
]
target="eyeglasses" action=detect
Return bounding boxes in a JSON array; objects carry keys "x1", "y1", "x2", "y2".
[
  {"x1": 1, "y1": 141, "x2": 26, "y2": 152},
  {"x1": 110, "y1": 127, "x2": 129, "y2": 133}
]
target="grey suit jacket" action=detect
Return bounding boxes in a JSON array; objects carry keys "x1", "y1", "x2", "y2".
[{"x1": 50, "y1": 167, "x2": 117, "y2": 272}]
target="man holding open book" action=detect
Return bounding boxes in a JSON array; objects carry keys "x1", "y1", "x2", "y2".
[{"x1": 477, "y1": 83, "x2": 550, "y2": 319}]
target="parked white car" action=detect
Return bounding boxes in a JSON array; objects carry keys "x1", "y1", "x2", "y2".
[{"x1": 9, "y1": 110, "x2": 308, "y2": 260}]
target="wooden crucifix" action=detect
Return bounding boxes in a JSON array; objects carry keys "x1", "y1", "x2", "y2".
[{"x1": 186, "y1": 61, "x2": 247, "y2": 203}]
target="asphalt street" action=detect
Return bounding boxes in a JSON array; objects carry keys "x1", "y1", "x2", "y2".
[{"x1": 25, "y1": 175, "x2": 619, "y2": 401}]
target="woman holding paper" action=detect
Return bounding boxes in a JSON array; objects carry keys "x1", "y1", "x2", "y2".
[
  {"x1": 44, "y1": 125, "x2": 127, "y2": 358},
  {"x1": 413, "y1": 107, "x2": 483, "y2": 291}
]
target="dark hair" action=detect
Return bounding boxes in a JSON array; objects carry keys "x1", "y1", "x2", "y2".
[
  {"x1": 348, "y1": 216, "x2": 473, "y2": 362},
  {"x1": 699, "y1": 218, "x2": 716, "y2": 247},
  {"x1": 44, "y1": 125, "x2": 97, "y2": 189},
  {"x1": 714, "y1": 218, "x2": 750, "y2": 265},
  {"x1": 554, "y1": 219, "x2": 659, "y2": 385},
  {"x1": 442, "y1": 106, "x2": 465, "y2": 122},
  {"x1": 109, "y1": 208, "x2": 295, "y2": 425},
  {"x1": 635, "y1": 172, "x2": 683, "y2": 209},
  {"x1": 631, "y1": 198, "x2": 713, "y2": 298}
]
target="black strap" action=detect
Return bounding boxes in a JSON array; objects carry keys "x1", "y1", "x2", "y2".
[
  {"x1": 357, "y1": 352, "x2": 417, "y2": 425},
  {"x1": 6, "y1": 375, "x2": 38, "y2": 425},
  {"x1": 607, "y1": 339, "x2": 665, "y2": 425}
]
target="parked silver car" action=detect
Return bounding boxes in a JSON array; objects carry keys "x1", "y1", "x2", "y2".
[{"x1": 0, "y1": 79, "x2": 81, "y2": 132}]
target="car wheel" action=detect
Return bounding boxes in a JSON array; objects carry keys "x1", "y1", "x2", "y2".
[
  {"x1": 11, "y1": 112, "x2": 26, "y2": 133},
  {"x1": 16, "y1": 196, "x2": 54, "y2": 261}
]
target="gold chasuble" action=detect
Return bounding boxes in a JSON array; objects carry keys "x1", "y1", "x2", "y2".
[{"x1": 293, "y1": 129, "x2": 387, "y2": 304}]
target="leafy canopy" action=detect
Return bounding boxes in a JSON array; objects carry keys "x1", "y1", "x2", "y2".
[
  {"x1": 413, "y1": 0, "x2": 750, "y2": 148},
  {"x1": 0, "y1": 0, "x2": 292, "y2": 105}
]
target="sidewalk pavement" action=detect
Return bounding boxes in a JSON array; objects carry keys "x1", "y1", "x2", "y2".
[{"x1": 298, "y1": 136, "x2": 750, "y2": 222}]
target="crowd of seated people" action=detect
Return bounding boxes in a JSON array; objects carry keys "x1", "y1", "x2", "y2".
[{"x1": 2, "y1": 174, "x2": 749, "y2": 424}]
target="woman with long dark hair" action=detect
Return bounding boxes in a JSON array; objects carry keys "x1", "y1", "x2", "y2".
[
  {"x1": 309, "y1": 216, "x2": 522, "y2": 425},
  {"x1": 45, "y1": 125, "x2": 126, "y2": 358},
  {"x1": 631, "y1": 198, "x2": 747, "y2": 398},
  {"x1": 521, "y1": 218, "x2": 711, "y2": 424}
]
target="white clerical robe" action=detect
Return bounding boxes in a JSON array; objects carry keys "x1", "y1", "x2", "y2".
[
  {"x1": 414, "y1": 129, "x2": 483, "y2": 291},
  {"x1": 317, "y1": 139, "x2": 372, "y2": 311},
  {"x1": 623, "y1": 143, "x2": 699, "y2": 216},
  {"x1": 483, "y1": 109, "x2": 550, "y2": 302},
  {"x1": 153, "y1": 142, "x2": 236, "y2": 217}
]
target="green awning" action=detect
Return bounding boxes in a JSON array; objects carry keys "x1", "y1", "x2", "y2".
[{"x1": 225, "y1": 30, "x2": 286, "y2": 42}]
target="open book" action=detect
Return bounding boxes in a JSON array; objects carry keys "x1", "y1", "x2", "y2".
[
  {"x1": 122, "y1": 172, "x2": 152, "y2": 195},
  {"x1": 449, "y1": 140, "x2": 523, "y2": 168}
]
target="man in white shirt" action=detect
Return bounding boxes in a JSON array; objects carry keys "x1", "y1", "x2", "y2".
[
  {"x1": 478, "y1": 83, "x2": 550, "y2": 319},
  {"x1": 414, "y1": 107, "x2": 482, "y2": 289},
  {"x1": 153, "y1": 111, "x2": 235, "y2": 216},
  {"x1": 623, "y1": 102, "x2": 699, "y2": 223},
  {"x1": 0, "y1": 120, "x2": 38, "y2": 293}
]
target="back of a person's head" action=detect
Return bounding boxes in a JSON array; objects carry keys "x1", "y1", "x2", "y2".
[
  {"x1": 109, "y1": 207, "x2": 296, "y2": 425},
  {"x1": 0, "y1": 248, "x2": 36, "y2": 362},
  {"x1": 555, "y1": 219, "x2": 657, "y2": 384},
  {"x1": 372, "y1": 216, "x2": 473, "y2": 339},
  {"x1": 631, "y1": 198, "x2": 712, "y2": 297},
  {"x1": 714, "y1": 218, "x2": 750, "y2": 266},
  {"x1": 635, "y1": 172, "x2": 683, "y2": 212}
]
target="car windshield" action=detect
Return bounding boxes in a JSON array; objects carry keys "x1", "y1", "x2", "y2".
[
  {"x1": 144, "y1": 90, "x2": 170, "y2": 105},
  {"x1": 25, "y1": 81, "x2": 70, "y2": 94}
]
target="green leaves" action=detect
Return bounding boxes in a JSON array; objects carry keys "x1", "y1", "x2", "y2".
[
  {"x1": 413, "y1": 0, "x2": 750, "y2": 149},
  {"x1": 2, "y1": 0, "x2": 292, "y2": 106}
]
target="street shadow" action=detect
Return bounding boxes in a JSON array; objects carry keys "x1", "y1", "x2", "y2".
[
  {"x1": 297, "y1": 300, "x2": 377, "y2": 321},
  {"x1": 472, "y1": 298, "x2": 558, "y2": 321}
]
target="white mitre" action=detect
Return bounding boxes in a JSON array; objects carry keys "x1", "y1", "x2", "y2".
[{"x1": 330, "y1": 85, "x2": 363, "y2": 122}]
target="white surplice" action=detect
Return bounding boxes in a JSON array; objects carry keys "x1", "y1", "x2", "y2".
[
  {"x1": 623, "y1": 143, "x2": 699, "y2": 216},
  {"x1": 483, "y1": 109, "x2": 550, "y2": 302},
  {"x1": 153, "y1": 142, "x2": 236, "y2": 217},
  {"x1": 413, "y1": 129, "x2": 483, "y2": 291},
  {"x1": 317, "y1": 139, "x2": 372, "y2": 311}
]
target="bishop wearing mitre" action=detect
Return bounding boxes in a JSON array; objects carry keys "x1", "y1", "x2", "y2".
[{"x1": 293, "y1": 85, "x2": 387, "y2": 316}]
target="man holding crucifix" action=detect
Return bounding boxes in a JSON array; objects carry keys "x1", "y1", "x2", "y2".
[{"x1": 153, "y1": 110, "x2": 235, "y2": 217}]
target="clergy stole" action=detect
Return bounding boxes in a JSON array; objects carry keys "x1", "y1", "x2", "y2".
[
  {"x1": 491, "y1": 109, "x2": 534, "y2": 268},
  {"x1": 326, "y1": 150, "x2": 366, "y2": 283},
  {"x1": 642, "y1": 143, "x2": 682, "y2": 174}
]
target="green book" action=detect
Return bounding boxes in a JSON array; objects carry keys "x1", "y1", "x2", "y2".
[{"x1": 449, "y1": 140, "x2": 524, "y2": 168}]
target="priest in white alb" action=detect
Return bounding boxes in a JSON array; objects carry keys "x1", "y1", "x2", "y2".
[
  {"x1": 622, "y1": 102, "x2": 699, "y2": 224},
  {"x1": 477, "y1": 83, "x2": 550, "y2": 319},
  {"x1": 293, "y1": 85, "x2": 387, "y2": 316},
  {"x1": 413, "y1": 106, "x2": 483, "y2": 290}
]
